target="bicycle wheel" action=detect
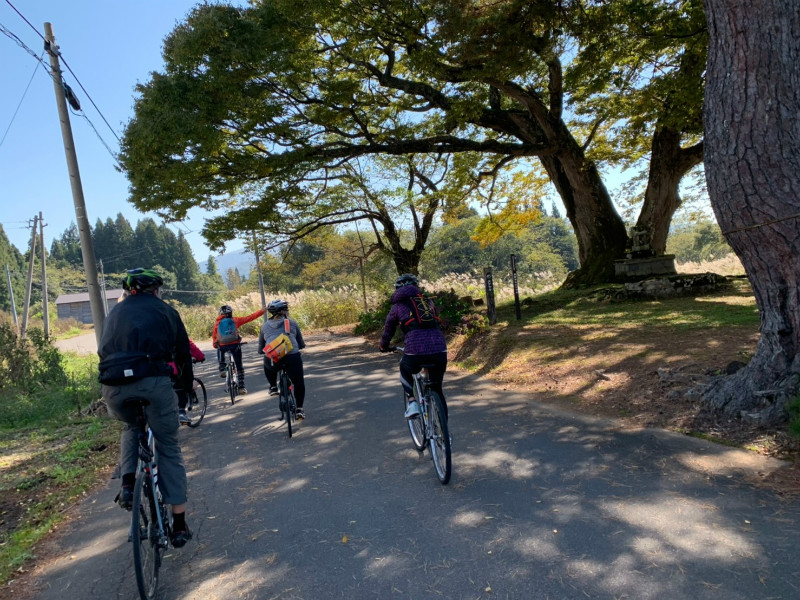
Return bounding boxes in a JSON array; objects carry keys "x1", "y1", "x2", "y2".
[
  {"x1": 281, "y1": 371, "x2": 293, "y2": 438},
  {"x1": 427, "y1": 391, "x2": 452, "y2": 485},
  {"x1": 405, "y1": 393, "x2": 425, "y2": 451},
  {"x1": 132, "y1": 470, "x2": 161, "y2": 600},
  {"x1": 227, "y1": 363, "x2": 236, "y2": 405},
  {"x1": 187, "y1": 378, "x2": 207, "y2": 427}
]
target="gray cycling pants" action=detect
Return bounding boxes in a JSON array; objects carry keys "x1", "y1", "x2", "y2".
[{"x1": 103, "y1": 376, "x2": 187, "y2": 505}]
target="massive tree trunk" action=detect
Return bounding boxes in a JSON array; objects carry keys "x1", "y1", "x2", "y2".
[
  {"x1": 701, "y1": 0, "x2": 800, "y2": 423},
  {"x1": 540, "y1": 147, "x2": 628, "y2": 287},
  {"x1": 636, "y1": 125, "x2": 704, "y2": 255}
]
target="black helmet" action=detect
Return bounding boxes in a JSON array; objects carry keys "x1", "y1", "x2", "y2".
[
  {"x1": 267, "y1": 299, "x2": 289, "y2": 315},
  {"x1": 219, "y1": 305, "x2": 233, "y2": 317},
  {"x1": 122, "y1": 268, "x2": 164, "y2": 293},
  {"x1": 394, "y1": 273, "x2": 418, "y2": 289}
]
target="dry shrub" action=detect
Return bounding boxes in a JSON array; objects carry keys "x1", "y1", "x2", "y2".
[{"x1": 676, "y1": 254, "x2": 745, "y2": 276}]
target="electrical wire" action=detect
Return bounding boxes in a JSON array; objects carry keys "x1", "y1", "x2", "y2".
[
  {"x1": 60, "y1": 56, "x2": 121, "y2": 144},
  {"x1": 3, "y1": 0, "x2": 43, "y2": 41},
  {"x1": 0, "y1": 54, "x2": 41, "y2": 148},
  {"x1": 70, "y1": 105, "x2": 122, "y2": 167},
  {"x1": 3, "y1": 0, "x2": 122, "y2": 151}
]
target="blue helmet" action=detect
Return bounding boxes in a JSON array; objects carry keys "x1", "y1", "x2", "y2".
[{"x1": 394, "y1": 273, "x2": 418, "y2": 289}]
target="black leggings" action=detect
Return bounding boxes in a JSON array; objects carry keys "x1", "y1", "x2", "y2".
[
  {"x1": 263, "y1": 353, "x2": 306, "y2": 408},
  {"x1": 218, "y1": 345, "x2": 244, "y2": 379},
  {"x1": 399, "y1": 352, "x2": 448, "y2": 418}
]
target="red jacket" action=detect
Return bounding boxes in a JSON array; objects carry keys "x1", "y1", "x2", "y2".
[
  {"x1": 169, "y1": 339, "x2": 205, "y2": 375},
  {"x1": 212, "y1": 309, "x2": 265, "y2": 348}
]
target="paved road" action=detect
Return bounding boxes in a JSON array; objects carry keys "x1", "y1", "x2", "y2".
[{"x1": 23, "y1": 334, "x2": 800, "y2": 599}]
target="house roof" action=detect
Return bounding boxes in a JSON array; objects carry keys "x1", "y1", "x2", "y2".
[{"x1": 55, "y1": 289, "x2": 126, "y2": 304}]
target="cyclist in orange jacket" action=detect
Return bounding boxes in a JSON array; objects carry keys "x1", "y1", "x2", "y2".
[{"x1": 212, "y1": 305, "x2": 265, "y2": 395}]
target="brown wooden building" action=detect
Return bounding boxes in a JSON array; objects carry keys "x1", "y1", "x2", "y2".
[{"x1": 55, "y1": 289, "x2": 125, "y2": 323}]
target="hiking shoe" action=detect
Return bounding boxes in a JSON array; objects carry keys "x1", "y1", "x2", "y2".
[
  {"x1": 269, "y1": 386, "x2": 278, "y2": 396},
  {"x1": 238, "y1": 385, "x2": 247, "y2": 395},
  {"x1": 170, "y1": 525, "x2": 192, "y2": 549},
  {"x1": 296, "y1": 408, "x2": 305, "y2": 421},
  {"x1": 115, "y1": 485, "x2": 133, "y2": 511},
  {"x1": 404, "y1": 400, "x2": 420, "y2": 419},
  {"x1": 178, "y1": 411, "x2": 191, "y2": 425}
]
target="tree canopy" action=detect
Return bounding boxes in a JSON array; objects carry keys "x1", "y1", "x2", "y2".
[{"x1": 121, "y1": 0, "x2": 708, "y2": 285}]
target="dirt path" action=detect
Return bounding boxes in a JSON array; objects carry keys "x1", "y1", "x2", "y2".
[{"x1": 53, "y1": 331, "x2": 99, "y2": 355}]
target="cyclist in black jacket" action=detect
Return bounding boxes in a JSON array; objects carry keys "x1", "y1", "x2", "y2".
[{"x1": 98, "y1": 268, "x2": 193, "y2": 548}]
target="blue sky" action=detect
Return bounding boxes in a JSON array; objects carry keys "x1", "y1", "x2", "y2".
[{"x1": 0, "y1": 0, "x2": 247, "y2": 263}]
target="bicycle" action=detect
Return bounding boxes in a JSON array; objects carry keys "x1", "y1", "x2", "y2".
[
  {"x1": 184, "y1": 376, "x2": 207, "y2": 427},
  {"x1": 276, "y1": 362, "x2": 298, "y2": 438},
  {"x1": 129, "y1": 400, "x2": 171, "y2": 600},
  {"x1": 392, "y1": 346, "x2": 452, "y2": 484},
  {"x1": 221, "y1": 342, "x2": 246, "y2": 405}
]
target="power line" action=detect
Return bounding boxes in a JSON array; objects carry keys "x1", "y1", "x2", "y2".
[
  {"x1": 0, "y1": 22, "x2": 53, "y2": 75},
  {"x1": 0, "y1": 54, "x2": 42, "y2": 148},
  {"x1": 70, "y1": 105, "x2": 121, "y2": 167},
  {"x1": 3, "y1": 1, "x2": 122, "y2": 152},
  {"x1": 60, "y1": 55, "x2": 121, "y2": 144},
  {"x1": 3, "y1": 0, "x2": 43, "y2": 41}
]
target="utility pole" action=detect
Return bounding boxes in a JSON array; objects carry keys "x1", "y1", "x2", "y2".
[
  {"x1": 39, "y1": 212, "x2": 50, "y2": 338},
  {"x1": 20, "y1": 215, "x2": 38, "y2": 338},
  {"x1": 251, "y1": 231, "x2": 267, "y2": 312},
  {"x1": 44, "y1": 22, "x2": 105, "y2": 345},
  {"x1": 99, "y1": 259, "x2": 108, "y2": 316},
  {"x1": 5, "y1": 264, "x2": 18, "y2": 327}
]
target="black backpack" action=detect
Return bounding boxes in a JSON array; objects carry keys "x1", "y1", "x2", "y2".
[{"x1": 401, "y1": 294, "x2": 441, "y2": 332}]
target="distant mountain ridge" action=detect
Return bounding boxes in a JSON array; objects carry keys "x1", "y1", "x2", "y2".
[{"x1": 198, "y1": 249, "x2": 256, "y2": 276}]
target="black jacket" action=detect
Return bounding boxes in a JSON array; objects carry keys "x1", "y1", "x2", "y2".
[{"x1": 97, "y1": 292, "x2": 193, "y2": 389}]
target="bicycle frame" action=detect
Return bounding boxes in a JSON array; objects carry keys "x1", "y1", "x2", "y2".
[
  {"x1": 277, "y1": 365, "x2": 297, "y2": 437},
  {"x1": 130, "y1": 423, "x2": 169, "y2": 546}
]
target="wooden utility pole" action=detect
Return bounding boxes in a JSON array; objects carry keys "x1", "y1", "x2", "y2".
[
  {"x1": 39, "y1": 212, "x2": 50, "y2": 338},
  {"x1": 5, "y1": 265, "x2": 18, "y2": 327},
  {"x1": 20, "y1": 215, "x2": 38, "y2": 338},
  {"x1": 251, "y1": 231, "x2": 267, "y2": 312},
  {"x1": 44, "y1": 22, "x2": 105, "y2": 344},
  {"x1": 98, "y1": 259, "x2": 109, "y2": 316}
]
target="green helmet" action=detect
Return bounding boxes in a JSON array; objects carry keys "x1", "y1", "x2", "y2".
[{"x1": 122, "y1": 268, "x2": 164, "y2": 293}]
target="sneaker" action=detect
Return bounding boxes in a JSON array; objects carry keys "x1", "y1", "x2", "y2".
[
  {"x1": 170, "y1": 524, "x2": 192, "y2": 549},
  {"x1": 296, "y1": 408, "x2": 305, "y2": 421},
  {"x1": 115, "y1": 485, "x2": 133, "y2": 511},
  {"x1": 178, "y1": 411, "x2": 191, "y2": 425},
  {"x1": 269, "y1": 386, "x2": 278, "y2": 396},
  {"x1": 237, "y1": 384, "x2": 247, "y2": 395},
  {"x1": 404, "y1": 400, "x2": 420, "y2": 419},
  {"x1": 219, "y1": 366, "x2": 226, "y2": 378}
]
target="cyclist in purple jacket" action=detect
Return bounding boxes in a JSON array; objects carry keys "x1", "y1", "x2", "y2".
[{"x1": 379, "y1": 273, "x2": 448, "y2": 419}]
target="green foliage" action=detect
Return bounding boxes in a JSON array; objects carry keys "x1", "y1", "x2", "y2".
[
  {"x1": 354, "y1": 297, "x2": 394, "y2": 335},
  {"x1": 667, "y1": 218, "x2": 733, "y2": 264},
  {"x1": 0, "y1": 323, "x2": 100, "y2": 429},
  {"x1": 50, "y1": 214, "x2": 214, "y2": 306},
  {"x1": 421, "y1": 214, "x2": 578, "y2": 280},
  {"x1": 459, "y1": 312, "x2": 490, "y2": 337}
]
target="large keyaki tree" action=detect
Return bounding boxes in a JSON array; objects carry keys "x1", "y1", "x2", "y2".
[
  {"x1": 120, "y1": 0, "x2": 706, "y2": 285},
  {"x1": 700, "y1": 0, "x2": 800, "y2": 423}
]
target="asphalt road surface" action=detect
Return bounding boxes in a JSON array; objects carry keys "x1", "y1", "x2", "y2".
[{"x1": 24, "y1": 333, "x2": 800, "y2": 599}]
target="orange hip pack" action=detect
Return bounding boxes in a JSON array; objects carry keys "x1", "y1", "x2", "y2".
[{"x1": 264, "y1": 319, "x2": 293, "y2": 363}]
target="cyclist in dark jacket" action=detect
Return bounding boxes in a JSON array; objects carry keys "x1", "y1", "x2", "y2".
[
  {"x1": 98, "y1": 268, "x2": 193, "y2": 549},
  {"x1": 379, "y1": 273, "x2": 448, "y2": 419}
]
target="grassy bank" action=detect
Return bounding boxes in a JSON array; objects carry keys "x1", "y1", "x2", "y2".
[{"x1": 0, "y1": 345, "x2": 119, "y2": 587}]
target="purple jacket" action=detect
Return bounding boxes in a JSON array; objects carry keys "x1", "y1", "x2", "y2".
[{"x1": 380, "y1": 285, "x2": 447, "y2": 355}]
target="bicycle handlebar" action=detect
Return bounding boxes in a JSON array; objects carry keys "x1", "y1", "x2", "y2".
[{"x1": 382, "y1": 346, "x2": 404, "y2": 353}]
